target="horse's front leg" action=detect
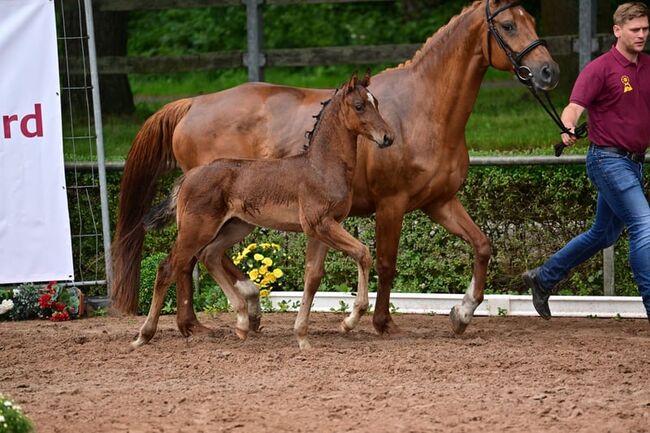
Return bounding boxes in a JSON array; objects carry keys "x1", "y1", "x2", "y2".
[
  {"x1": 422, "y1": 197, "x2": 491, "y2": 334},
  {"x1": 309, "y1": 219, "x2": 371, "y2": 334},
  {"x1": 372, "y1": 200, "x2": 407, "y2": 335},
  {"x1": 293, "y1": 238, "x2": 329, "y2": 350}
]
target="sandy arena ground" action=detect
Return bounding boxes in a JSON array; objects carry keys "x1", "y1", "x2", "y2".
[{"x1": 1, "y1": 312, "x2": 649, "y2": 433}]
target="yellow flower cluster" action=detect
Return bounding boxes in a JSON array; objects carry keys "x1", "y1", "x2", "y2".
[{"x1": 232, "y1": 242, "x2": 285, "y2": 292}]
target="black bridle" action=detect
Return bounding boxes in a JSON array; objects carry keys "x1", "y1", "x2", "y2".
[{"x1": 486, "y1": 1, "x2": 587, "y2": 155}]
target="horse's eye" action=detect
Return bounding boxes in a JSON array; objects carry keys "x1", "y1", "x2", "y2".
[
  {"x1": 355, "y1": 104, "x2": 365, "y2": 112},
  {"x1": 502, "y1": 22, "x2": 515, "y2": 33}
]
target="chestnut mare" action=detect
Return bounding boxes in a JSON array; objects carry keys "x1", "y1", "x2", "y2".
[
  {"x1": 132, "y1": 73, "x2": 394, "y2": 349},
  {"x1": 112, "y1": 0, "x2": 559, "y2": 336}
]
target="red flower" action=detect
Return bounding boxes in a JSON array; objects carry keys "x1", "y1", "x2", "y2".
[
  {"x1": 46, "y1": 281, "x2": 57, "y2": 293},
  {"x1": 38, "y1": 293, "x2": 52, "y2": 309},
  {"x1": 53, "y1": 302, "x2": 66, "y2": 312},
  {"x1": 50, "y1": 310, "x2": 70, "y2": 321}
]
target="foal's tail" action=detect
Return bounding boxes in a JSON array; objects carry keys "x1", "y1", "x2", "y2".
[
  {"x1": 111, "y1": 98, "x2": 192, "y2": 315},
  {"x1": 142, "y1": 176, "x2": 185, "y2": 231}
]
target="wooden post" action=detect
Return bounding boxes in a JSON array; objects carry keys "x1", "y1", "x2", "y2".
[{"x1": 244, "y1": 0, "x2": 265, "y2": 82}]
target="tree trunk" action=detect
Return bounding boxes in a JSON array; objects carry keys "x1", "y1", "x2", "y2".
[{"x1": 94, "y1": 9, "x2": 134, "y2": 115}]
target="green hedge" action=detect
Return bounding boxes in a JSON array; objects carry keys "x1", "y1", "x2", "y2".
[{"x1": 68, "y1": 164, "x2": 646, "y2": 299}]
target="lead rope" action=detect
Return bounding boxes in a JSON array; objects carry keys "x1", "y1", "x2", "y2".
[{"x1": 525, "y1": 85, "x2": 588, "y2": 156}]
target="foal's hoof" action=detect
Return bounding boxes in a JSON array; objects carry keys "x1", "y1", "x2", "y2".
[
  {"x1": 131, "y1": 335, "x2": 149, "y2": 349},
  {"x1": 449, "y1": 305, "x2": 469, "y2": 335},
  {"x1": 339, "y1": 320, "x2": 352, "y2": 334},
  {"x1": 297, "y1": 338, "x2": 312, "y2": 351},
  {"x1": 235, "y1": 327, "x2": 249, "y2": 341}
]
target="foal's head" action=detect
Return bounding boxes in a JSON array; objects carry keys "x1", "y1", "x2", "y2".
[{"x1": 339, "y1": 72, "x2": 394, "y2": 149}]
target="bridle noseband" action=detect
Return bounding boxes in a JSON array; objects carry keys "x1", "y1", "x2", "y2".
[
  {"x1": 486, "y1": 0, "x2": 587, "y2": 153},
  {"x1": 485, "y1": 0, "x2": 547, "y2": 83}
]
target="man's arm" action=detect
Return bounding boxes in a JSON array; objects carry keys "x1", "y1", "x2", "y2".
[{"x1": 560, "y1": 102, "x2": 586, "y2": 146}]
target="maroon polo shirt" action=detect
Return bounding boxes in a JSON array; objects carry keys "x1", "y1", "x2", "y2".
[{"x1": 570, "y1": 46, "x2": 650, "y2": 154}]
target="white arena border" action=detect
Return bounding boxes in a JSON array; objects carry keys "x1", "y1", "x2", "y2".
[{"x1": 268, "y1": 291, "x2": 647, "y2": 318}]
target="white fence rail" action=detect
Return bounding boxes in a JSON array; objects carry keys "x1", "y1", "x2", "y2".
[{"x1": 268, "y1": 291, "x2": 647, "y2": 318}]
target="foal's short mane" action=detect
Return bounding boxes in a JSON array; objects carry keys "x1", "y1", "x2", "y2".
[
  {"x1": 387, "y1": 0, "x2": 482, "y2": 71},
  {"x1": 303, "y1": 90, "x2": 336, "y2": 151}
]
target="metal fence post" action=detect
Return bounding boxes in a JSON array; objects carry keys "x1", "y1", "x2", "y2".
[
  {"x1": 83, "y1": 0, "x2": 113, "y2": 294},
  {"x1": 244, "y1": 0, "x2": 265, "y2": 82}
]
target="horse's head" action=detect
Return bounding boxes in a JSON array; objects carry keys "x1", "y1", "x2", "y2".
[
  {"x1": 482, "y1": 0, "x2": 559, "y2": 91},
  {"x1": 341, "y1": 71, "x2": 394, "y2": 149}
]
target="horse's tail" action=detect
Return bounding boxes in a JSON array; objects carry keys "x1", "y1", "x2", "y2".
[
  {"x1": 142, "y1": 175, "x2": 185, "y2": 231},
  {"x1": 111, "y1": 98, "x2": 192, "y2": 315}
]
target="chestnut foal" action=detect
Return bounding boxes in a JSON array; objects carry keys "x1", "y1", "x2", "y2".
[{"x1": 132, "y1": 72, "x2": 394, "y2": 349}]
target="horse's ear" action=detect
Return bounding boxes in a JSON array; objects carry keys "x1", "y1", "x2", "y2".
[
  {"x1": 345, "y1": 71, "x2": 358, "y2": 93},
  {"x1": 360, "y1": 69, "x2": 371, "y2": 88}
]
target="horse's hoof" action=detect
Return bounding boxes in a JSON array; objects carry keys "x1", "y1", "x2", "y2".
[
  {"x1": 340, "y1": 319, "x2": 352, "y2": 334},
  {"x1": 298, "y1": 338, "x2": 312, "y2": 350},
  {"x1": 131, "y1": 336, "x2": 148, "y2": 349},
  {"x1": 373, "y1": 316, "x2": 401, "y2": 335},
  {"x1": 178, "y1": 321, "x2": 213, "y2": 338},
  {"x1": 249, "y1": 315, "x2": 262, "y2": 332},
  {"x1": 449, "y1": 305, "x2": 469, "y2": 335},
  {"x1": 235, "y1": 327, "x2": 248, "y2": 341}
]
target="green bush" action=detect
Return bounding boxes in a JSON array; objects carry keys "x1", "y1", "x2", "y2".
[{"x1": 0, "y1": 394, "x2": 34, "y2": 433}]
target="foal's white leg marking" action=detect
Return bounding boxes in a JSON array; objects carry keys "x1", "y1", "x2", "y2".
[
  {"x1": 456, "y1": 277, "x2": 479, "y2": 324},
  {"x1": 235, "y1": 279, "x2": 260, "y2": 328},
  {"x1": 342, "y1": 266, "x2": 369, "y2": 331},
  {"x1": 235, "y1": 279, "x2": 259, "y2": 298}
]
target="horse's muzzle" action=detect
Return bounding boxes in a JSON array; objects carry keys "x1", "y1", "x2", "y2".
[{"x1": 378, "y1": 134, "x2": 394, "y2": 149}]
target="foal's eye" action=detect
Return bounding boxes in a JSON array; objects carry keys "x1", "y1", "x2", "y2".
[
  {"x1": 355, "y1": 104, "x2": 365, "y2": 112},
  {"x1": 502, "y1": 22, "x2": 515, "y2": 33}
]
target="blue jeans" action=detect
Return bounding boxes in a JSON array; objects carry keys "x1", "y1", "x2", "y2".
[{"x1": 536, "y1": 144, "x2": 650, "y2": 316}]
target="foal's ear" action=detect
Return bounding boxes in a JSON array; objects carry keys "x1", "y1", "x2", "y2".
[
  {"x1": 360, "y1": 69, "x2": 371, "y2": 88},
  {"x1": 345, "y1": 71, "x2": 358, "y2": 93}
]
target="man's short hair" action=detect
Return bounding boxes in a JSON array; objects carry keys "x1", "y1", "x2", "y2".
[{"x1": 614, "y1": 2, "x2": 649, "y2": 26}]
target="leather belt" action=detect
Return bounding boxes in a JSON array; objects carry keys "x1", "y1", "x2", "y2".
[{"x1": 592, "y1": 144, "x2": 646, "y2": 163}]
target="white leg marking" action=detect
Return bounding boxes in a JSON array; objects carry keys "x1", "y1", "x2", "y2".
[
  {"x1": 235, "y1": 280, "x2": 259, "y2": 298},
  {"x1": 457, "y1": 277, "x2": 479, "y2": 324}
]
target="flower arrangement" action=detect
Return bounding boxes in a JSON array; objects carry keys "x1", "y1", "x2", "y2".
[
  {"x1": 37, "y1": 282, "x2": 82, "y2": 321},
  {"x1": 1, "y1": 284, "x2": 40, "y2": 321},
  {"x1": 0, "y1": 299, "x2": 13, "y2": 316},
  {"x1": 232, "y1": 242, "x2": 285, "y2": 297},
  {"x1": 0, "y1": 394, "x2": 33, "y2": 433}
]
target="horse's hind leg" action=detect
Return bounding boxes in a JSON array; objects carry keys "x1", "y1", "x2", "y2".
[
  {"x1": 308, "y1": 218, "x2": 371, "y2": 335},
  {"x1": 222, "y1": 253, "x2": 262, "y2": 332},
  {"x1": 294, "y1": 238, "x2": 329, "y2": 350},
  {"x1": 197, "y1": 219, "x2": 255, "y2": 340},
  {"x1": 132, "y1": 253, "x2": 179, "y2": 348},
  {"x1": 423, "y1": 197, "x2": 491, "y2": 334}
]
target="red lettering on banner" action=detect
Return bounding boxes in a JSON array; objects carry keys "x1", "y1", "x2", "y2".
[
  {"x1": 3, "y1": 114, "x2": 18, "y2": 139},
  {"x1": 2, "y1": 104, "x2": 44, "y2": 139}
]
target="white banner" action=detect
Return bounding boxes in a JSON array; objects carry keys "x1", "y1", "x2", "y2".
[{"x1": 0, "y1": 0, "x2": 74, "y2": 283}]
